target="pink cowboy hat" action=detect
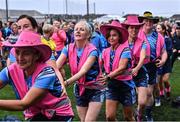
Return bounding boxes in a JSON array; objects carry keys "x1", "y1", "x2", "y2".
[
  {"x1": 3, "y1": 31, "x2": 51, "y2": 62},
  {"x1": 122, "y1": 15, "x2": 144, "y2": 28},
  {"x1": 100, "y1": 20, "x2": 128, "y2": 43}
]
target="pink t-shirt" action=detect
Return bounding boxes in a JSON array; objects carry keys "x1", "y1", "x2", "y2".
[{"x1": 51, "y1": 29, "x2": 67, "y2": 51}]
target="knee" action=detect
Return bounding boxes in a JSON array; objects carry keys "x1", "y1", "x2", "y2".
[{"x1": 138, "y1": 99, "x2": 147, "y2": 106}]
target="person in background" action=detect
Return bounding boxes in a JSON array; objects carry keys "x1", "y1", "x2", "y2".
[
  {"x1": 164, "y1": 20, "x2": 172, "y2": 38},
  {"x1": 6, "y1": 22, "x2": 19, "y2": 66},
  {"x1": 51, "y1": 20, "x2": 67, "y2": 80},
  {"x1": 56, "y1": 20, "x2": 105, "y2": 121},
  {"x1": 1, "y1": 21, "x2": 12, "y2": 39},
  {"x1": 99, "y1": 20, "x2": 136, "y2": 121},
  {"x1": 0, "y1": 31, "x2": 74, "y2": 121},
  {"x1": 171, "y1": 23, "x2": 178, "y2": 37},
  {"x1": 171, "y1": 23, "x2": 180, "y2": 68},
  {"x1": 61, "y1": 22, "x2": 72, "y2": 45},
  {"x1": 89, "y1": 22, "x2": 103, "y2": 56},
  {"x1": 41, "y1": 24, "x2": 56, "y2": 67},
  {"x1": 94, "y1": 22, "x2": 110, "y2": 51},
  {"x1": 0, "y1": 20, "x2": 5, "y2": 41},
  {"x1": 138, "y1": 11, "x2": 167, "y2": 121},
  {"x1": 1, "y1": 21, "x2": 13, "y2": 60},
  {"x1": 155, "y1": 23, "x2": 173, "y2": 106},
  {"x1": 51, "y1": 20, "x2": 66, "y2": 59},
  {"x1": 7, "y1": 22, "x2": 19, "y2": 44},
  {"x1": 122, "y1": 15, "x2": 148, "y2": 121},
  {"x1": 0, "y1": 21, "x2": 4, "y2": 70},
  {"x1": 37, "y1": 22, "x2": 44, "y2": 35},
  {"x1": 68, "y1": 21, "x2": 76, "y2": 43}
]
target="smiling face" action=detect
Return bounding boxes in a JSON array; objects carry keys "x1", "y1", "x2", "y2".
[
  {"x1": 15, "y1": 47, "x2": 40, "y2": 70},
  {"x1": 74, "y1": 21, "x2": 91, "y2": 42},
  {"x1": 107, "y1": 29, "x2": 121, "y2": 47},
  {"x1": 156, "y1": 24, "x2": 167, "y2": 36},
  {"x1": 143, "y1": 19, "x2": 154, "y2": 31},
  {"x1": 156, "y1": 24, "x2": 163, "y2": 34},
  {"x1": 127, "y1": 25, "x2": 140, "y2": 39}
]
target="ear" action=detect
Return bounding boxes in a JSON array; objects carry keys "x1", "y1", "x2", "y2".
[
  {"x1": 34, "y1": 53, "x2": 41, "y2": 61},
  {"x1": 34, "y1": 55, "x2": 39, "y2": 61}
]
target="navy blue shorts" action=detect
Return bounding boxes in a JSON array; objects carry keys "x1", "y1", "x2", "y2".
[
  {"x1": 133, "y1": 66, "x2": 148, "y2": 87},
  {"x1": 145, "y1": 62, "x2": 157, "y2": 85},
  {"x1": 106, "y1": 80, "x2": 136, "y2": 106},
  {"x1": 55, "y1": 50, "x2": 62, "y2": 60},
  {"x1": 28, "y1": 113, "x2": 73, "y2": 121},
  {"x1": 74, "y1": 83, "x2": 105, "y2": 107},
  {"x1": 157, "y1": 56, "x2": 172, "y2": 75}
]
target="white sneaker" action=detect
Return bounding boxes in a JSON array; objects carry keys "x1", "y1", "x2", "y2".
[
  {"x1": 178, "y1": 57, "x2": 180, "y2": 60},
  {"x1": 155, "y1": 98, "x2": 161, "y2": 107}
]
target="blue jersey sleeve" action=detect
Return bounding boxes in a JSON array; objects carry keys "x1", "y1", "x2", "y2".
[
  {"x1": 0, "y1": 67, "x2": 10, "y2": 85},
  {"x1": 61, "y1": 46, "x2": 68, "y2": 57},
  {"x1": 34, "y1": 67, "x2": 62, "y2": 97},
  {"x1": 142, "y1": 41, "x2": 147, "y2": 49},
  {"x1": 120, "y1": 48, "x2": 131, "y2": 59},
  {"x1": 33, "y1": 67, "x2": 58, "y2": 90},
  {"x1": 89, "y1": 50, "x2": 99, "y2": 58}
]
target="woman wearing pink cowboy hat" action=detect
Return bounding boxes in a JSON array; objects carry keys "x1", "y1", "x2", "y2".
[
  {"x1": 138, "y1": 11, "x2": 167, "y2": 121},
  {"x1": 0, "y1": 31, "x2": 74, "y2": 121},
  {"x1": 98, "y1": 20, "x2": 136, "y2": 121},
  {"x1": 122, "y1": 15, "x2": 149, "y2": 121},
  {"x1": 6, "y1": 15, "x2": 39, "y2": 66}
]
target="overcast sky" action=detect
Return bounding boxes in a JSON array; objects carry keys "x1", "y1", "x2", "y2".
[{"x1": 0, "y1": 0, "x2": 180, "y2": 17}]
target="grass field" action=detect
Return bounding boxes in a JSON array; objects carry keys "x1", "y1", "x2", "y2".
[{"x1": 0, "y1": 61, "x2": 180, "y2": 121}]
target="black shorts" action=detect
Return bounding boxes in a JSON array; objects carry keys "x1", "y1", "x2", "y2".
[
  {"x1": 145, "y1": 62, "x2": 157, "y2": 85},
  {"x1": 157, "y1": 56, "x2": 172, "y2": 75}
]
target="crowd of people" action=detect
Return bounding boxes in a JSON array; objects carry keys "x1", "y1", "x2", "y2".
[{"x1": 0, "y1": 11, "x2": 180, "y2": 121}]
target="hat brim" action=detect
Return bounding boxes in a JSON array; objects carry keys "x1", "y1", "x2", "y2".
[
  {"x1": 100, "y1": 25, "x2": 128, "y2": 43},
  {"x1": 121, "y1": 23, "x2": 144, "y2": 28},
  {"x1": 138, "y1": 16, "x2": 159, "y2": 23},
  {"x1": 3, "y1": 41, "x2": 51, "y2": 62}
]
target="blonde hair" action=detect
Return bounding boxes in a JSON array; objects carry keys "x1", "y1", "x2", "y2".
[
  {"x1": 61, "y1": 22, "x2": 69, "y2": 28},
  {"x1": 75, "y1": 20, "x2": 92, "y2": 39},
  {"x1": 11, "y1": 22, "x2": 18, "y2": 28},
  {"x1": 42, "y1": 24, "x2": 54, "y2": 34}
]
